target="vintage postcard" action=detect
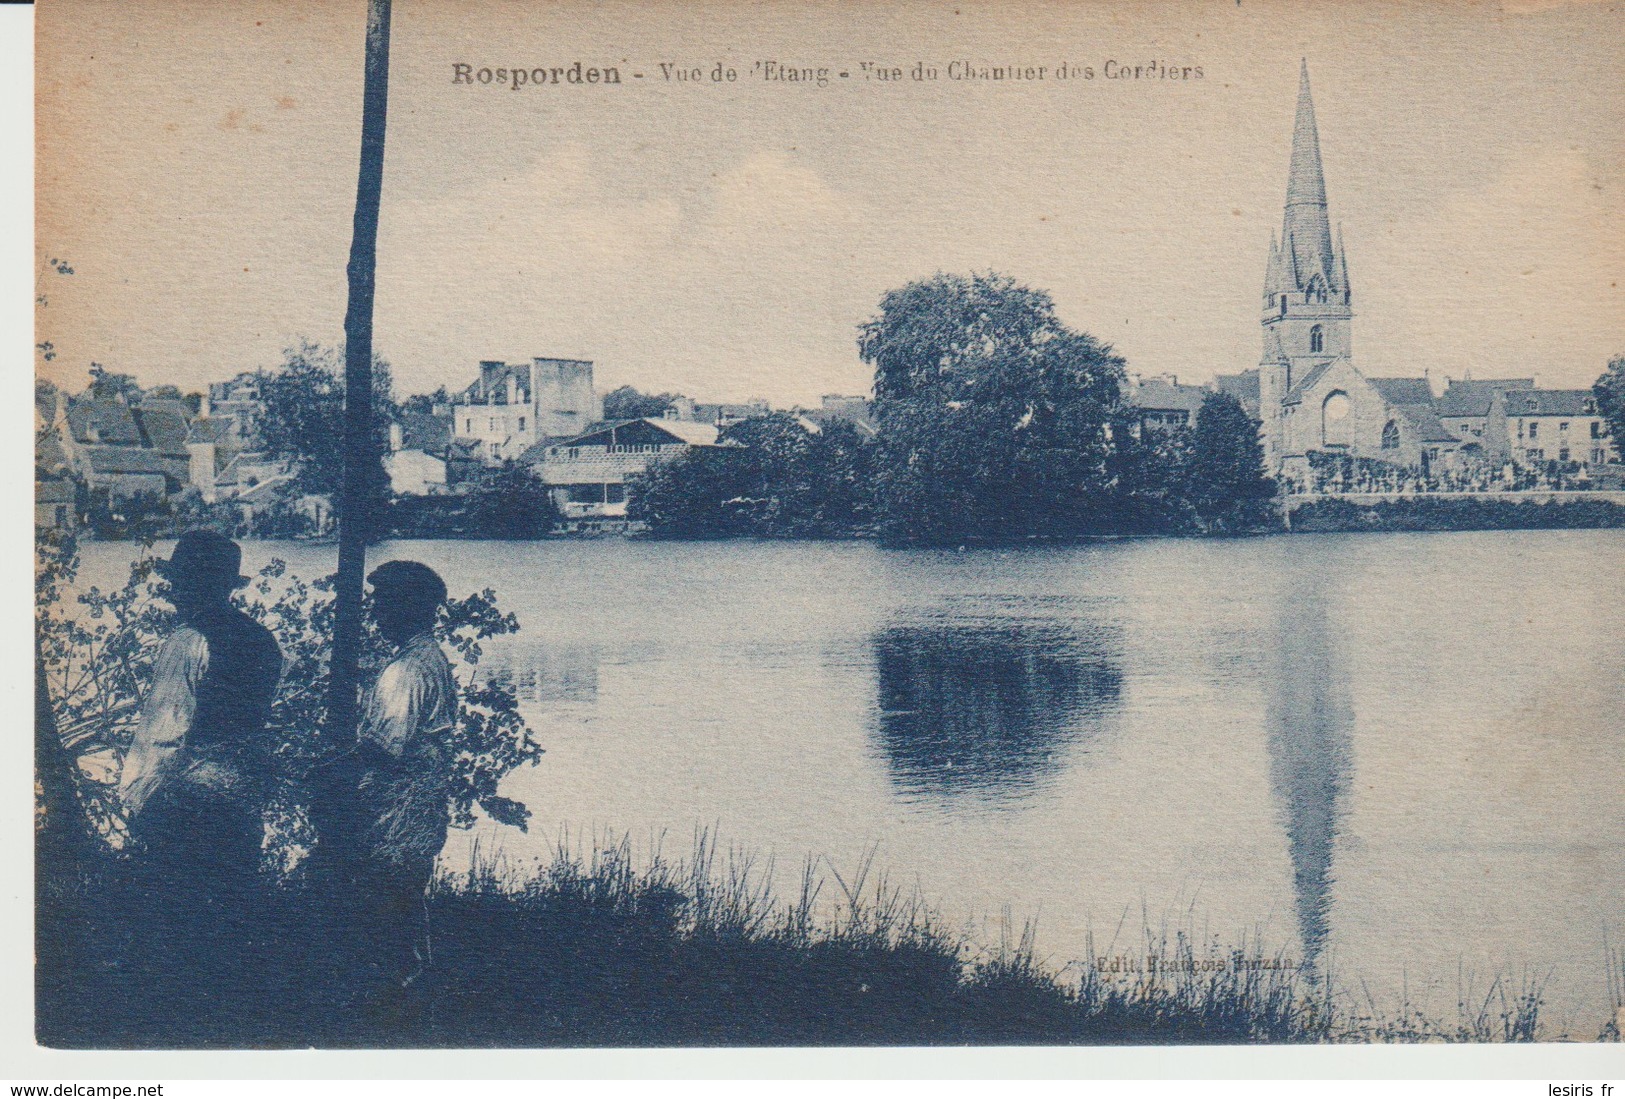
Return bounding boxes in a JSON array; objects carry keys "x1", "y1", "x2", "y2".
[{"x1": 31, "y1": 0, "x2": 1625, "y2": 1053}]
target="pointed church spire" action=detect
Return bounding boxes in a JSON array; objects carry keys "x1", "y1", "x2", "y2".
[
  {"x1": 1281, "y1": 60, "x2": 1339, "y2": 294},
  {"x1": 1263, "y1": 230, "x2": 1286, "y2": 303},
  {"x1": 1286, "y1": 60, "x2": 1327, "y2": 209},
  {"x1": 1336, "y1": 222, "x2": 1350, "y2": 299}
]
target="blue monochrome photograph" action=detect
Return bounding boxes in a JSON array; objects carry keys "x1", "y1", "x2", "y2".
[{"x1": 31, "y1": 0, "x2": 1625, "y2": 1050}]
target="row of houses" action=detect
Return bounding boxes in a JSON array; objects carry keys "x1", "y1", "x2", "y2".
[
  {"x1": 35, "y1": 354, "x2": 876, "y2": 533},
  {"x1": 37, "y1": 371, "x2": 357, "y2": 530},
  {"x1": 35, "y1": 372, "x2": 305, "y2": 530},
  {"x1": 39, "y1": 343, "x2": 1615, "y2": 535},
  {"x1": 1128, "y1": 369, "x2": 1618, "y2": 485},
  {"x1": 385, "y1": 357, "x2": 876, "y2": 527}
]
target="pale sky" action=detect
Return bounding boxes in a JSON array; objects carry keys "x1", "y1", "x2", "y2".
[{"x1": 36, "y1": 0, "x2": 1625, "y2": 406}]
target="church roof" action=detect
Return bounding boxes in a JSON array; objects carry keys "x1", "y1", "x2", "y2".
[
  {"x1": 1391, "y1": 404, "x2": 1461, "y2": 444},
  {"x1": 1282, "y1": 360, "x2": 1338, "y2": 406},
  {"x1": 1366, "y1": 377, "x2": 1435, "y2": 405}
]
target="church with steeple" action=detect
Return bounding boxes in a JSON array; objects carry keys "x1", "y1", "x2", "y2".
[{"x1": 1219, "y1": 62, "x2": 1471, "y2": 482}]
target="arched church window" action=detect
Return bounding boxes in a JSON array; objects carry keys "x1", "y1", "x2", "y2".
[
  {"x1": 1310, "y1": 325, "x2": 1325, "y2": 353},
  {"x1": 1322, "y1": 390, "x2": 1353, "y2": 447},
  {"x1": 1381, "y1": 420, "x2": 1400, "y2": 449}
]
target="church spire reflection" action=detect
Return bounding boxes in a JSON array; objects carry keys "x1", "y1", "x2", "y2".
[{"x1": 1263, "y1": 585, "x2": 1354, "y2": 972}]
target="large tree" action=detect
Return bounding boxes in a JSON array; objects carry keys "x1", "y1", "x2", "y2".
[
  {"x1": 84, "y1": 365, "x2": 142, "y2": 403},
  {"x1": 860, "y1": 272, "x2": 1127, "y2": 544},
  {"x1": 628, "y1": 413, "x2": 874, "y2": 537},
  {"x1": 258, "y1": 340, "x2": 394, "y2": 503},
  {"x1": 1183, "y1": 391, "x2": 1277, "y2": 532},
  {"x1": 462, "y1": 461, "x2": 557, "y2": 538},
  {"x1": 1594, "y1": 355, "x2": 1625, "y2": 453},
  {"x1": 602, "y1": 384, "x2": 682, "y2": 421}
]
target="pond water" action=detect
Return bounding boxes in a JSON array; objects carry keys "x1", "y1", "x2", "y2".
[{"x1": 75, "y1": 531, "x2": 1625, "y2": 1035}]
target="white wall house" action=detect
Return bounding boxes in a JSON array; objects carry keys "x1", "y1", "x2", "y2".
[
  {"x1": 527, "y1": 417, "x2": 723, "y2": 525},
  {"x1": 452, "y1": 358, "x2": 601, "y2": 463}
]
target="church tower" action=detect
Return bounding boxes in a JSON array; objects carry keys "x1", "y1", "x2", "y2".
[{"x1": 1260, "y1": 62, "x2": 1353, "y2": 465}]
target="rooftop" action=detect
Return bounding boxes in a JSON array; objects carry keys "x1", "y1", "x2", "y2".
[
  {"x1": 1434, "y1": 378, "x2": 1536, "y2": 417},
  {"x1": 1499, "y1": 389, "x2": 1597, "y2": 417}
]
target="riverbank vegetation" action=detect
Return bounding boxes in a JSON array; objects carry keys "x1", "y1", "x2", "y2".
[
  {"x1": 629, "y1": 413, "x2": 876, "y2": 538},
  {"x1": 1289, "y1": 496, "x2": 1625, "y2": 533},
  {"x1": 42, "y1": 829, "x2": 1600, "y2": 1048}
]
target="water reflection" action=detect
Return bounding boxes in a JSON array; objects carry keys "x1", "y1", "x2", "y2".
[
  {"x1": 1263, "y1": 587, "x2": 1354, "y2": 971},
  {"x1": 872, "y1": 618, "x2": 1122, "y2": 801},
  {"x1": 481, "y1": 642, "x2": 600, "y2": 706}
]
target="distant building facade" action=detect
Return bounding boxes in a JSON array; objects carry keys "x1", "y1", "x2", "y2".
[
  {"x1": 452, "y1": 358, "x2": 601, "y2": 463},
  {"x1": 1125, "y1": 374, "x2": 1208, "y2": 433},
  {"x1": 526, "y1": 417, "x2": 723, "y2": 525},
  {"x1": 383, "y1": 411, "x2": 484, "y2": 495},
  {"x1": 805, "y1": 394, "x2": 878, "y2": 439},
  {"x1": 1485, "y1": 389, "x2": 1615, "y2": 469}
]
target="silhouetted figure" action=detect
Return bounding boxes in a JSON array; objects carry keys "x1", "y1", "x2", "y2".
[
  {"x1": 354, "y1": 560, "x2": 457, "y2": 993},
  {"x1": 117, "y1": 531, "x2": 283, "y2": 1035}
]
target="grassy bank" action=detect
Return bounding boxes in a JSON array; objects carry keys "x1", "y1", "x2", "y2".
[{"x1": 37, "y1": 833, "x2": 1604, "y2": 1048}]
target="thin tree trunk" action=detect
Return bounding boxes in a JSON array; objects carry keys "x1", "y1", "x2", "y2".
[{"x1": 325, "y1": 0, "x2": 393, "y2": 786}]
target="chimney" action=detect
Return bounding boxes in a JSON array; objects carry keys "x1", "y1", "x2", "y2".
[{"x1": 389, "y1": 421, "x2": 403, "y2": 452}]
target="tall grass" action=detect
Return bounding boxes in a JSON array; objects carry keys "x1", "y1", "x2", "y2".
[{"x1": 38, "y1": 830, "x2": 1617, "y2": 1048}]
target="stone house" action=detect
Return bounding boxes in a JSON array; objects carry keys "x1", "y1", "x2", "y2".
[
  {"x1": 1432, "y1": 378, "x2": 1535, "y2": 444},
  {"x1": 452, "y1": 358, "x2": 601, "y2": 463},
  {"x1": 1484, "y1": 389, "x2": 1617, "y2": 469}
]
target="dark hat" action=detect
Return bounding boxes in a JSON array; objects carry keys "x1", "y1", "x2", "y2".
[
  {"x1": 366, "y1": 559, "x2": 447, "y2": 621},
  {"x1": 155, "y1": 530, "x2": 249, "y2": 590}
]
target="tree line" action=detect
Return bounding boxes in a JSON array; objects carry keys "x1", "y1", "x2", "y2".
[
  {"x1": 630, "y1": 272, "x2": 1278, "y2": 543},
  {"x1": 49, "y1": 275, "x2": 1625, "y2": 546}
]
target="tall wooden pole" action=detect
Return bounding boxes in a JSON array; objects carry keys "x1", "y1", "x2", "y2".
[{"x1": 327, "y1": 0, "x2": 393, "y2": 757}]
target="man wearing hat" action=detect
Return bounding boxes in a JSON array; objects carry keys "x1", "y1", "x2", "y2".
[
  {"x1": 353, "y1": 559, "x2": 458, "y2": 992},
  {"x1": 118, "y1": 530, "x2": 284, "y2": 1020}
]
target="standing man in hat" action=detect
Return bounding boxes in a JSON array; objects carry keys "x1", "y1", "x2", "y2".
[
  {"x1": 118, "y1": 530, "x2": 284, "y2": 1028},
  {"x1": 353, "y1": 559, "x2": 458, "y2": 992}
]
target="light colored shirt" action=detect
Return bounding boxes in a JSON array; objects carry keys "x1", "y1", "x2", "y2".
[
  {"x1": 119, "y1": 627, "x2": 208, "y2": 818},
  {"x1": 357, "y1": 632, "x2": 459, "y2": 864}
]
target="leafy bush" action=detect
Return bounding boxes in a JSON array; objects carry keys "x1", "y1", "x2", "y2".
[
  {"x1": 1289, "y1": 496, "x2": 1625, "y2": 533},
  {"x1": 628, "y1": 414, "x2": 874, "y2": 538},
  {"x1": 33, "y1": 529, "x2": 543, "y2": 865}
]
